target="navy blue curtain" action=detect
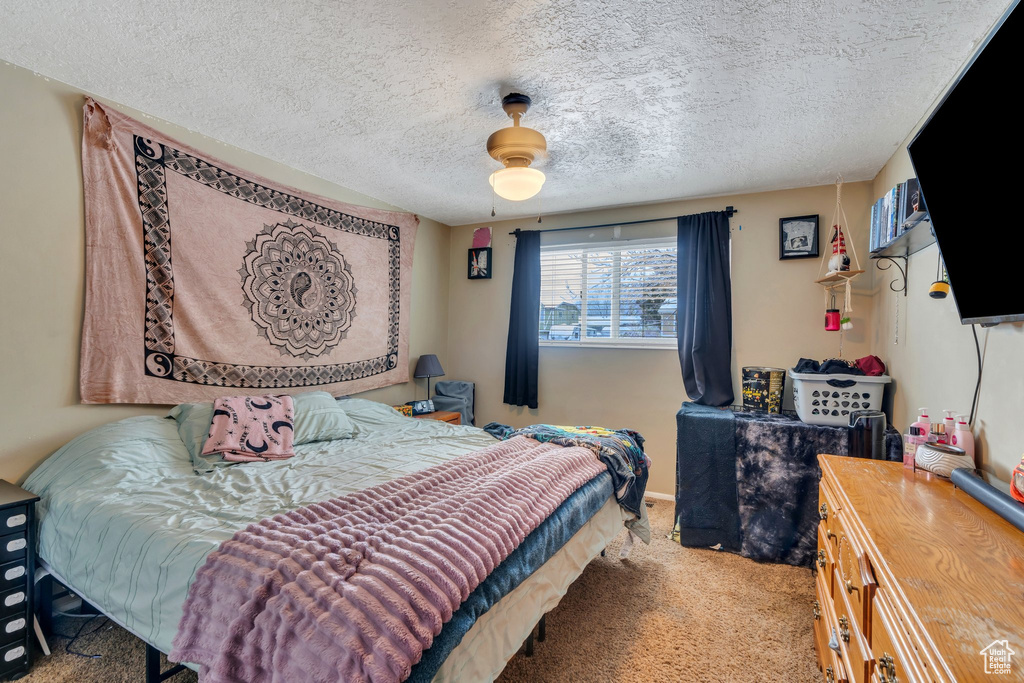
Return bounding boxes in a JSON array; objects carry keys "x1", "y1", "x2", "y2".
[
  {"x1": 677, "y1": 212, "x2": 734, "y2": 406},
  {"x1": 504, "y1": 230, "x2": 541, "y2": 408}
]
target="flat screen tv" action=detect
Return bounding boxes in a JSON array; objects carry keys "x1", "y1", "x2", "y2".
[{"x1": 907, "y1": 0, "x2": 1023, "y2": 325}]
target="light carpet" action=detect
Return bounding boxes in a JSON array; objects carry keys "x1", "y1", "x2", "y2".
[{"x1": 22, "y1": 500, "x2": 819, "y2": 682}]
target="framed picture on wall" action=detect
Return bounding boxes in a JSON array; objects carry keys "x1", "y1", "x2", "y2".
[
  {"x1": 468, "y1": 247, "x2": 492, "y2": 279},
  {"x1": 779, "y1": 215, "x2": 819, "y2": 260}
]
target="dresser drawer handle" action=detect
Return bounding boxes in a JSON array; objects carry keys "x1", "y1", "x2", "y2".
[
  {"x1": 813, "y1": 600, "x2": 821, "y2": 621},
  {"x1": 4, "y1": 514, "x2": 26, "y2": 528},
  {"x1": 819, "y1": 502, "x2": 828, "y2": 521},
  {"x1": 825, "y1": 665, "x2": 835, "y2": 683},
  {"x1": 845, "y1": 579, "x2": 859, "y2": 595},
  {"x1": 878, "y1": 652, "x2": 898, "y2": 683},
  {"x1": 3, "y1": 645, "x2": 25, "y2": 662},
  {"x1": 5, "y1": 539, "x2": 26, "y2": 552},
  {"x1": 3, "y1": 591, "x2": 24, "y2": 608},
  {"x1": 817, "y1": 550, "x2": 826, "y2": 568},
  {"x1": 4, "y1": 617, "x2": 25, "y2": 634},
  {"x1": 3, "y1": 566, "x2": 25, "y2": 581},
  {"x1": 838, "y1": 615, "x2": 850, "y2": 644}
]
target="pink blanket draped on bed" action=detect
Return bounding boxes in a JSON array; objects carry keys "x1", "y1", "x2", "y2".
[
  {"x1": 170, "y1": 436, "x2": 607, "y2": 682},
  {"x1": 202, "y1": 395, "x2": 295, "y2": 462}
]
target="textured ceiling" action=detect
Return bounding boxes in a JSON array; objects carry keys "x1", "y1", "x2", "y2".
[{"x1": 0, "y1": 0, "x2": 1011, "y2": 225}]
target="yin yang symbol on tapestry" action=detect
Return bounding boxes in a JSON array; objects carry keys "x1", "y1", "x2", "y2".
[{"x1": 241, "y1": 221, "x2": 358, "y2": 359}]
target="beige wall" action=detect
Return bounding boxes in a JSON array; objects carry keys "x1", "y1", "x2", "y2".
[
  {"x1": 0, "y1": 61, "x2": 452, "y2": 483},
  {"x1": 10, "y1": 56, "x2": 1015, "y2": 498},
  {"x1": 870, "y1": 136, "x2": 1024, "y2": 480},
  {"x1": 448, "y1": 184, "x2": 876, "y2": 496}
]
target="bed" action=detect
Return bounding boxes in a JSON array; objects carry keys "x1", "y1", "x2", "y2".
[{"x1": 23, "y1": 398, "x2": 630, "y2": 682}]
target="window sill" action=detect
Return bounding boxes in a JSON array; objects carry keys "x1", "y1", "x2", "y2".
[{"x1": 539, "y1": 341, "x2": 676, "y2": 351}]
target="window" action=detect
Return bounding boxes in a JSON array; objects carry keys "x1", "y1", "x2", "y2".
[{"x1": 539, "y1": 237, "x2": 677, "y2": 348}]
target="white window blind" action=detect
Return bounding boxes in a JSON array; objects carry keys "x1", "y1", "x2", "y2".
[{"x1": 539, "y1": 237, "x2": 677, "y2": 348}]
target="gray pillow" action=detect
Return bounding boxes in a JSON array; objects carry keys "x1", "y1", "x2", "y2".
[
  {"x1": 170, "y1": 391, "x2": 355, "y2": 473},
  {"x1": 293, "y1": 391, "x2": 356, "y2": 444}
]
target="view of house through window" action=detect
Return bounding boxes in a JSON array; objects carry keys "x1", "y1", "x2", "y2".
[{"x1": 539, "y1": 237, "x2": 677, "y2": 347}]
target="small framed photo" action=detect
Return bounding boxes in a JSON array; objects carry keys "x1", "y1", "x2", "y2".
[
  {"x1": 779, "y1": 215, "x2": 819, "y2": 260},
  {"x1": 468, "y1": 247, "x2": 492, "y2": 279}
]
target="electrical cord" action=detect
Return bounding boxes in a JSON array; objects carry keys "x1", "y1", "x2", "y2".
[
  {"x1": 969, "y1": 323, "x2": 983, "y2": 428},
  {"x1": 53, "y1": 610, "x2": 99, "y2": 618},
  {"x1": 52, "y1": 614, "x2": 109, "y2": 659}
]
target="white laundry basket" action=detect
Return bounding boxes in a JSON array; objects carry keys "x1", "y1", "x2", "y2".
[{"x1": 789, "y1": 370, "x2": 890, "y2": 426}]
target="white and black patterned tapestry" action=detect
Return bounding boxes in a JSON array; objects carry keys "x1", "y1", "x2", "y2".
[{"x1": 80, "y1": 99, "x2": 417, "y2": 404}]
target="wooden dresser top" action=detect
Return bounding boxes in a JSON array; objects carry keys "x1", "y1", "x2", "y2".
[{"x1": 819, "y1": 455, "x2": 1024, "y2": 677}]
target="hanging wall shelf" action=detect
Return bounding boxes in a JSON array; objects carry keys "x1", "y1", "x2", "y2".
[
  {"x1": 815, "y1": 176, "x2": 861, "y2": 357},
  {"x1": 814, "y1": 270, "x2": 865, "y2": 286}
]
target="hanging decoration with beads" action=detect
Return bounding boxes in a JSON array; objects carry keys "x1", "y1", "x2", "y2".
[{"x1": 816, "y1": 175, "x2": 863, "y2": 356}]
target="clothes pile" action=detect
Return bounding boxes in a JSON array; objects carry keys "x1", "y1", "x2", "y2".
[{"x1": 794, "y1": 355, "x2": 886, "y2": 376}]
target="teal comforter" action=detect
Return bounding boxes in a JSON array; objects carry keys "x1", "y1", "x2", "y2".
[{"x1": 23, "y1": 399, "x2": 496, "y2": 655}]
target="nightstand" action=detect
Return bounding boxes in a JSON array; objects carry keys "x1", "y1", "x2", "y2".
[
  {"x1": 0, "y1": 481, "x2": 38, "y2": 681},
  {"x1": 413, "y1": 410, "x2": 461, "y2": 425}
]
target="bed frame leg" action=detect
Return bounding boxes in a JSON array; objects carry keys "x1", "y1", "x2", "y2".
[
  {"x1": 146, "y1": 643, "x2": 187, "y2": 683},
  {"x1": 523, "y1": 629, "x2": 534, "y2": 657},
  {"x1": 36, "y1": 574, "x2": 54, "y2": 637},
  {"x1": 537, "y1": 614, "x2": 546, "y2": 643},
  {"x1": 600, "y1": 548, "x2": 606, "y2": 557}
]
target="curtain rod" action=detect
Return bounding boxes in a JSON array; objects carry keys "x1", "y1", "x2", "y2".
[{"x1": 507, "y1": 206, "x2": 737, "y2": 236}]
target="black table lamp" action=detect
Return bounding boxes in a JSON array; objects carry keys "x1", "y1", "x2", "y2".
[{"x1": 414, "y1": 354, "x2": 445, "y2": 399}]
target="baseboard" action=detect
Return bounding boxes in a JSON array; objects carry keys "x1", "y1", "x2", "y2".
[{"x1": 644, "y1": 491, "x2": 674, "y2": 502}]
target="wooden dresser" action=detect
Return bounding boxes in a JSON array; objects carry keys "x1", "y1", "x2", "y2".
[{"x1": 814, "y1": 454, "x2": 1024, "y2": 682}]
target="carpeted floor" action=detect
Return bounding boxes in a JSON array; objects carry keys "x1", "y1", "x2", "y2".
[{"x1": 21, "y1": 500, "x2": 819, "y2": 682}]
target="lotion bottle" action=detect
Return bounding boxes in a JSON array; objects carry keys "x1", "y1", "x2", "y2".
[
  {"x1": 942, "y1": 410, "x2": 957, "y2": 445},
  {"x1": 951, "y1": 415, "x2": 975, "y2": 460},
  {"x1": 911, "y1": 409, "x2": 931, "y2": 437}
]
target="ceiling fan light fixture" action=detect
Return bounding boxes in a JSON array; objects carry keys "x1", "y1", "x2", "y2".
[
  {"x1": 489, "y1": 167, "x2": 546, "y2": 201},
  {"x1": 486, "y1": 93, "x2": 548, "y2": 202}
]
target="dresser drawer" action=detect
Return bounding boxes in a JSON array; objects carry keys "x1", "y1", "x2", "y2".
[
  {"x1": 0, "y1": 639, "x2": 27, "y2": 675},
  {"x1": 0, "y1": 562, "x2": 26, "y2": 595},
  {"x1": 0, "y1": 533, "x2": 27, "y2": 566},
  {"x1": 0, "y1": 509, "x2": 27, "y2": 536},
  {"x1": 815, "y1": 571, "x2": 852, "y2": 683},
  {"x1": 831, "y1": 509, "x2": 874, "y2": 631},
  {"x1": 831, "y1": 570, "x2": 872, "y2": 683},
  {"x1": 825, "y1": 647, "x2": 850, "y2": 683},
  {"x1": 0, "y1": 586, "x2": 26, "y2": 621},
  {"x1": 819, "y1": 478, "x2": 842, "y2": 522},
  {"x1": 0, "y1": 613, "x2": 27, "y2": 647},
  {"x1": 872, "y1": 592, "x2": 927, "y2": 683},
  {"x1": 813, "y1": 568, "x2": 829, "y2": 671},
  {"x1": 817, "y1": 522, "x2": 836, "y2": 595},
  {"x1": 818, "y1": 483, "x2": 842, "y2": 558}
]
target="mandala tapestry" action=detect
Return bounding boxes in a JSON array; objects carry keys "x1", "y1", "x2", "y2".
[{"x1": 80, "y1": 99, "x2": 418, "y2": 404}]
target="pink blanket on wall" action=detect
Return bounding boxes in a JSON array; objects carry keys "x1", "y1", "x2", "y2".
[
  {"x1": 170, "y1": 436, "x2": 607, "y2": 682},
  {"x1": 202, "y1": 395, "x2": 295, "y2": 462},
  {"x1": 79, "y1": 99, "x2": 418, "y2": 404}
]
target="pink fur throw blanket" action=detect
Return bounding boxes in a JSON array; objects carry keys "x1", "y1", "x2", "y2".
[
  {"x1": 202, "y1": 395, "x2": 295, "y2": 462},
  {"x1": 170, "y1": 436, "x2": 606, "y2": 682}
]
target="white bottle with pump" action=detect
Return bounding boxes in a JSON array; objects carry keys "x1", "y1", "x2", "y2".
[
  {"x1": 911, "y1": 409, "x2": 931, "y2": 440},
  {"x1": 941, "y1": 410, "x2": 957, "y2": 445},
  {"x1": 951, "y1": 415, "x2": 975, "y2": 460}
]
